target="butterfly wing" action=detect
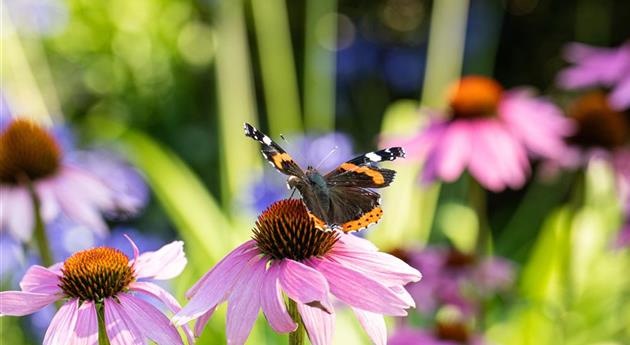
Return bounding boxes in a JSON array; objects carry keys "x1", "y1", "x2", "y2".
[
  {"x1": 244, "y1": 123, "x2": 305, "y2": 177},
  {"x1": 324, "y1": 147, "x2": 405, "y2": 188},
  {"x1": 328, "y1": 187, "x2": 383, "y2": 233}
]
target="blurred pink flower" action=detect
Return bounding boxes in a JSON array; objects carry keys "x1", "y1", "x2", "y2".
[
  {"x1": 173, "y1": 199, "x2": 421, "y2": 345},
  {"x1": 616, "y1": 223, "x2": 630, "y2": 248},
  {"x1": 0, "y1": 236, "x2": 189, "y2": 345},
  {"x1": 391, "y1": 76, "x2": 573, "y2": 192},
  {"x1": 399, "y1": 247, "x2": 514, "y2": 316},
  {"x1": 0, "y1": 119, "x2": 146, "y2": 241},
  {"x1": 557, "y1": 41, "x2": 630, "y2": 111}
]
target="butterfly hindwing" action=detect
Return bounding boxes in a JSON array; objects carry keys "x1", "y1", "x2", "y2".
[
  {"x1": 244, "y1": 123, "x2": 305, "y2": 177},
  {"x1": 328, "y1": 187, "x2": 383, "y2": 233}
]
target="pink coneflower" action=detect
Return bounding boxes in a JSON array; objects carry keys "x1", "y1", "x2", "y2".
[
  {"x1": 394, "y1": 247, "x2": 514, "y2": 317},
  {"x1": 388, "y1": 322, "x2": 485, "y2": 345},
  {"x1": 173, "y1": 199, "x2": 421, "y2": 345},
  {"x1": 0, "y1": 236, "x2": 189, "y2": 344},
  {"x1": 0, "y1": 119, "x2": 145, "y2": 241},
  {"x1": 393, "y1": 76, "x2": 573, "y2": 192},
  {"x1": 556, "y1": 41, "x2": 630, "y2": 111}
]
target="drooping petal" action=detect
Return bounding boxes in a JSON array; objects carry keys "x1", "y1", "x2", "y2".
[
  {"x1": 352, "y1": 308, "x2": 387, "y2": 345},
  {"x1": 260, "y1": 262, "x2": 297, "y2": 333},
  {"x1": 278, "y1": 259, "x2": 332, "y2": 312},
  {"x1": 132, "y1": 241, "x2": 186, "y2": 280},
  {"x1": 43, "y1": 299, "x2": 80, "y2": 345},
  {"x1": 53, "y1": 173, "x2": 108, "y2": 236},
  {"x1": 36, "y1": 181, "x2": 60, "y2": 223},
  {"x1": 330, "y1": 247, "x2": 421, "y2": 286},
  {"x1": 298, "y1": 302, "x2": 335, "y2": 345},
  {"x1": 610, "y1": 76, "x2": 630, "y2": 110},
  {"x1": 117, "y1": 294, "x2": 184, "y2": 345},
  {"x1": 6, "y1": 188, "x2": 34, "y2": 242},
  {"x1": 185, "y1": 240, "x2": 257, "y2": 299},
  {"x1": 194, "y1": 307, "x2": 216, "y2": 338},
  {"x1": 308, "y1": 257, "x2": 409, "y2": 316},
  {"x1": 226, "y1": 258, "x2": 266, "y2": 345},
  {"x1": 436, "y1": 120, "x2": 472, "y2": 182},
  {"x1": 19, "y1": 265, "x2": 62, "y2": 295},
  {"x1": 73, "y1": 301, "x2": 98, "y2": 345},
  {"x1": 335, "y1": 233, "x2": 378, "y2": 252},
  {"x1": 0, "y1": 291, "x2": 60, "y2": 316},
  {"x1": 129, "y1": 281, "x2": 181, "y2": 314},
  {"x1": 173, "y1": 241, "x2": 259, "y2": 325},
  {"x1": 104, "y1": 298, "x2": 144, "y2": 345}
]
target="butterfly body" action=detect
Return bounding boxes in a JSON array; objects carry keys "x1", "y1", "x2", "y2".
[{"x1": 244, "y1": 123, "x2": 405, "y2": 232}]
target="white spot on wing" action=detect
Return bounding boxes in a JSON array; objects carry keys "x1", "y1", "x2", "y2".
[
  {"x1": 262, "y1": 136, "x2": 272, "y2": 145},
  {"x1": 365, "y1": 152, "x2": 382, "y2": 162}
]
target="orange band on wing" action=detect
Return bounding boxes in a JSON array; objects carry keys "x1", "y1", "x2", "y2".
[
  {"x1": 308, "y1": 212, "x2": 328, "y2": 230},
  {"x1": 341, "y1": 207, "x2": 383, "y2": 233},
  {"x1": 339, "y1": 163, "x2": 385, "y2": 185},
  {"x1": 272, "y1": 153, "x2": 294, "y2": 169}
]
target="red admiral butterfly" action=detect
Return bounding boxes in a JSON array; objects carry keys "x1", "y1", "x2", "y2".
[{"x1": 244, "y1": 123, "x2": 405, "y2": 233}]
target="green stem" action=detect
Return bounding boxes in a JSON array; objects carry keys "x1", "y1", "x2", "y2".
[
  {"x1": 97, "y1": 303, "x2": 111, "y2": 345},
  {"x1": 26, "y1": 181, "x2": 53, "y2": 267},
  {"x1": 287, "y1": 299, "x2": 305, "y2": 345},
  {"x1": 468, "y1": 177, "x2": 489, "y2": 255}
]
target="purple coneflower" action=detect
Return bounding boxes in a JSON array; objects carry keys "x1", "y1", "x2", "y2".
[
  {"x1": 391, "y1": 76, "x2": 573, "y2": 192},
  {"x1": 556, "y1": 41, "x2": 630, "y2": 111},
  {"x1": 395, "y1": 247, "x2": 514, "y2": 317},
  {"x1": 0, "y1": 236, "x2": 189, "y2": 345},
  {"x1": 0, "y1": 119, "x2": 145, "y2": 242},
  {"x1": 173, "y1": 199, "x2": 421, "y2": 345},
  {"x1": 388, "y1": 322, "x2": 485, "y2": 345}
]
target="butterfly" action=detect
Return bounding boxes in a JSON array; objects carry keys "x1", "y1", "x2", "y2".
[{"x1": 244, "y1": 123, "x2": 405, "y2": 233}]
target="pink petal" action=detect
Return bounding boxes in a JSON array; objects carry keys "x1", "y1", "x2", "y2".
[
  {"x1": 43, "y1": 299, "x2": 80, "y2": 345},
  {"x1": 0, "y1": 291, "x2": 60, "y2": 316},
  {"x1": 610, "y1": 76, "x2": 630, "y2": 110},
  {"x1": 308, "y1": 257, "x2": 409, "y2": 316},
  {"x1": 226, "y1": 258, "x2": 266, "y2": 345},
  {"x1": 352, "y1": 308, "x2": 386, "y2": 345},
  {"x1": 331, "y1": 246, "x2": 421, "y2": 286},
  {"x1": 278, "y1": 259, "x2": 332, "y2": 313},
  {"x1": 133, "y1": 241, "x2": 186, "y2": 280},
  {"x1": 335, "y1": 233, "x2": 378, "y2": 252},
  {"x1": 436, "y1": 121, "x2": 472, "y2": 182},
  {"x1": 186, "y1": 240, "x2": 257, "y2": 298},
  {"x1": 60, "y1": 167, "x2": 115, "y2": 210},
  {"x1": 260, "y1": 263, "x2": 297, "y2": 333},
  {"x1": 73, "y1": 301, "x2": 98, "y2": 345},
  {"x1": 6, "y1": 188, "x2": 34, "y2": 242},
  {"x1": 19, "y1": 265, "x2": 62, "y2": 294},
  {"x1": 53, "y1": 177, "x2": 108, "y2": 236},
  {"x1": 298, "y1": 302, "x2": 335, "y2": 345},
  {"x1": 117, "y1": 294, "x2": 184, "y2": 345},
  {"x1": 104, "y1": 298, "x2": 144, "y2": 345},
  {"x1": 194, "y1": 307, "x2": 216, "y2": 338},
  {"x1": 174, "y1": 241, "x2": 259, "y2": 325},
  {"x1": 35, "y1": 181, "x2": 60, "y2": 223}
]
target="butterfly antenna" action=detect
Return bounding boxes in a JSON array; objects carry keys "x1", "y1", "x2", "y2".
[
  {"x1": 280, "y1": 133, "x2": 307, "y2": 166},
  {"x1": 288, "y1": 187, "x2": 298, "y2": 199},
  {"x1": 315, "y1": 146, "x2": 338, "y2": 169}
]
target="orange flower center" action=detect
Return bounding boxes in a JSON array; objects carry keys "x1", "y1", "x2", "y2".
[
  {"x1": 448, "y1": 76, "x2": 503, "y2": 119},
  {"x1": 60, "y1": 247, "x2": 134, "y2": 302},
  {"x1": 0, "y1": 119, "x2": 62, "y2": 184},
  {"x1": 567, "y1": 91, "x2": 629, "y2": 149},
  {"x1": 253, "y1": 199, "x2": 338, "y2": 261}
]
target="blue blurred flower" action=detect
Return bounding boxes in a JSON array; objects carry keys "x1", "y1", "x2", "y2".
[
  {"x1": 4, "y1": 0, "x2": 68, "y2": 36},
  {"x1": 245, "y1": 132, "x2": 354, "y2": 213}
]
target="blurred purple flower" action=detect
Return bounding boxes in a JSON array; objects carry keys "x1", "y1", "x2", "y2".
[
  {"x1": 0, "y1": 118, "x2": 148, "y2": 242},
  {"x1": 387, "y1": 76, "x2": 573, "y2": 192},
  {"x1": 389, "y1": 324, "x2": 485, "y2": 345},
  {"x1": 557, "y1": 41, "x2": 630, "y2": 111},
  {"x1": 400, "y1": 246, "x2": 514, "y2": 316},
  {"x1": 246, "y1": 132, "x2": 354, "y2": 213},
  {"x1": 615, "y1": 223, "x2": 630, "y2": 248}
]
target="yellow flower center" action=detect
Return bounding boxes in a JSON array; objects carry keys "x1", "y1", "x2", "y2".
[
  {"x1": 60, "y1": 247, "x2": 135, "y2": 302},
  {"x1": 0, "y1": 119, "x2": 62, "y2": 184},
  {"x1": 252, "y1": 199, "x2": 338, "y2": 261},
  {"x1": 448, "y1": 76, "x2": 503, "y2": 119}
]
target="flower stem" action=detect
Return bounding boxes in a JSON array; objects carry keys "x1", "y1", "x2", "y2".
[
  {"x1": 97, "y1": 303, "x2": 111, "y2": 345},
  {"x1": 287, "y1": 299, "x2": 305, "y2": 345},
  {"x1": 26, "y1": 181, "x2": 53, "y2": 267},
  {"x1": 468, "y1": 177, "x2": 489, "y2": 255}
]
